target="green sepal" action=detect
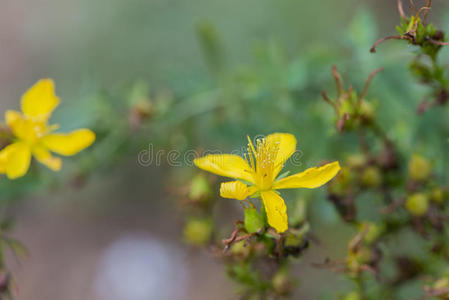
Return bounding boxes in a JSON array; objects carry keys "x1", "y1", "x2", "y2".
[
  {"x1": 275, "y1": 171, "x2": 290, "y2": 181},
  {"x1": 244, "y1": 208, "x2": 265, "y2": 233},
  {"x1": 237, "y1": 179, "x2": 254, "y2": 186},
  {"x1": 250, "y1": 191, "x2": 260, "y2": 198}
]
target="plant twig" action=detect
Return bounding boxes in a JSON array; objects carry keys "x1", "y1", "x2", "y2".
[
  {"x1": 370, "y1": 36, "x2": 404, "y2": 53},
  {"x1": 422, "y1": 0, "x2": 432, "y2": 23},
  {"x1": 321, "y1": 90, "x2": 339, "y2": 114},
  {"x1": 332, "y1": 65, "x2": 344, "y2": 98},
  {"x1": 409, "y1": 0, "x2": 417, "y2": 15},
  {"x1": 398, "y1": 0, "x2": 407, "y2": 20},
  {"x1": 427, "y1": 39, "x2": 449, "y2": 46},
  {"x1": 358, "y1": 68, "x2": 383, "y2": 105}
]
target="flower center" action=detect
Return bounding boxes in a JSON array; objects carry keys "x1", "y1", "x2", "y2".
[
  {"x1": 16, "y1": 118, "x2": 48, "y2": 144},
  {"x1": 245, "y1": 136, "x2": 280, "y2": 190}
]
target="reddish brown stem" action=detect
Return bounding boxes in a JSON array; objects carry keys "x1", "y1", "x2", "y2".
[
  {"x1": 370, "y1": 36, "x2": 404, "y2": 53},
  {"x1": 422, "y1": 0, "x2": 432, "y2": 23},
  {"x1": 397, "y1": 0, "x2": 407, "y2": 19},
  {"x1": 358, "y1": 68, "x2": 383, "y2": 105},
  {"x1": 409, "y1": 0, "x2": 417, "y2": 15},
  {"x1": 380, "y1": 198, "x2": 405, "y2": 214},
  {"x1": 428, "y1": 39, "x2": 449, "y2": 46},
  {"x1": 332, "y1": 65, "x2": 344, "y2": 98},
  {"x1": 321, "y1": 90, "x2": 339, "y2": 114}
]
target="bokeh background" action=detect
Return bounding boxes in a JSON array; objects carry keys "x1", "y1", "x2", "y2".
[{"x1": 1, "y1": 0, "x2": 449, "y2": 299}]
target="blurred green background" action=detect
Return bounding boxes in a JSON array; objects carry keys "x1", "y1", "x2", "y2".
[{"x1": 1, "y1": 0, "x2": 449, "y2": 299}]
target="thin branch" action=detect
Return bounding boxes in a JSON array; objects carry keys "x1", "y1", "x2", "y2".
[
  {"x1": 343, "y1": 72, "x2": 353, "y2": 98},
  {"x1": 423, "y1": 0, "x2": 432, "y2": 23},
  {"x1": 348, "y1": 228, "x2": 369, "y2": 253},
  {"x1": 397, "y1": 0, "x2": 407, "y2": 19},
  {"x1": 266, "y1": 227, "x2": 282, "y2": 239},
  {"x1": 370, "y1": 36, "x2": 404, "y2": 53},
  {"x1": 417, "y1": 6, "x2": 430, "y2": 16},
  {"x1": 380, "y1": 198, "x2": 405, "y2": 214},
  {"x1": 321, "y1": 90, "x2": 339, "y2": 114},
  {"x1": 427, "y1": 39, "x2": 449, "y2": 46},
  {"x1": 228, "y1": 233, "x2": 252, "y2": 245},
  {"x1": 238, "y1": 201, "x2": 247, "y2": 209},
  {"x1": 337, "y1": 113, "x2": 349, "y2": 132},
  {"x1": 222, "y1": 221, "x2": 245, "y2": 252},
  {"x1": 419, "y1": 7, "x2": 431, "y2": 24},
  {"x1": 332, "y1": 65, "x2": 344, "y2": 98},
  {"x1": 358, "y1": 68, "x2": 384, "y2": 105},
  {"x1": 409, "y1": 0, "x2": 417, "y2": 15},
  {"x1": 276, "y1": 235, "x2": 285, "y2": 259},
  {"x1": 222, "y1": 227, "x2": 239, "y2": 249}
]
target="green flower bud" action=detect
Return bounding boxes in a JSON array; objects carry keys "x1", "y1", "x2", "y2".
[
  {"x1": 361, "y1": 166, "x2": 382, "y2": 188},
  {"x1": 230, "y1": 240, "x2": 250, "y2": 257},
  {"x1": 339, "y1": 167, "x2": 353, "y2": 185},
  {"x1": 359, "y1": 100, "x2": 375, "y2": 123},
  {"x1": 434, "y1": 277, "x2": 449, "y2": 290},
  {"x1": 183, "y1": 218, "x2": 212, "y2": 246},
  {"x1": 405, "y1": 193, "x2": 429, "y2": 216},
  {"x1": 343, "y1": 291, "x2": 361, "y2": 300},
  {"x1": 408, "y1": 154, "x2": 431, "y2": 182},
  {"x1": 134, "y1": 99, "x2": 152, "y2": 116},
  {"x1": 359, "y1": 222, "x2": 383, "y2": 245},
  {"x1": 244, "y1": 208, "x2": 265, "y2": 233},
  {"x1": 337, "y1": 98, "x2": 357, "y2": 131},
  {"x1": 272, "y1": 270, "x2": 293, "y2": 296},
  {"x1": 357, "y1": 247, "x2": 372, "y2": 263},
  {"x1": 189, "y1": 174, "x2": 212, "y2": 203},
  {"x1": 433, "y1": 277, "x2": 449, "y2": 299},
  {"x1": 339, "y1": 99, "x2": 355, "y2": 118},
  {"x1": 347, "y1": 154, "x2": 366, "y2": 169},
  {"x1": 328, "y1": 167, "x2": 353, "y2": 195},
  {"x1": 347, "y1": 247, "x2": 372, "y2": 272},
  {"x1": 284, "y1": 230, "x2": 306, "y2": 248},
  {"x1": 431, "y1": 188, "x2": 445, "y2": 204}
]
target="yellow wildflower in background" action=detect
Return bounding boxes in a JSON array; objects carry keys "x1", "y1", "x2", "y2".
[
  {"x1": 194, "y1": 133, "x2": 340, "y2": 233},
  {"x1": 0, "y1": 79, "x2": 95, "y2": 179}
]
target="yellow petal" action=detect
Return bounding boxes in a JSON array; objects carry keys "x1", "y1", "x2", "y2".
[
  {"x1": 194, "y1": 154, "x2": 254, "y2": 183},
  {"x1": 21, "y1": 79, "x2": 60, "y2": 120},
  {"x1": 0, "y1": 147, "x2": 8, "y2": 173},
  {"x1": 32, "y1": 145, "x2": 62, "y2": 171},
  {"x1": 41, "y1": 129, "x2": 95, "y2": 156},
  {"x1": 0, "y1": 142, "x2": 32, "y2": 179},
  {"x1": 5, "y1": 110, "x2": 22, "y2": 128},
  {"x1": 260, "y1": 190, "x2": 288, "y2": 233},
  {"x1": 5, "y1": 110, "x2": 27, "y2": 140},
  {"x1": 220, "y1": 181, "x2": 257, "y2": 200},
  {"x1": 273, "y1": 161, "x2": 341, "y2": 190},
  {"x1": 266, "y1": 133, "x2": 297, "y2": 178}
]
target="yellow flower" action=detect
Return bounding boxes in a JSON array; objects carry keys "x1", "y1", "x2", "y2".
[
  {"x1": 194, "y1": 133, "x2": 340, "y2": 233},
  {"x1": 0, "y1": 79, "x2": 95, "y2": 179}
]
